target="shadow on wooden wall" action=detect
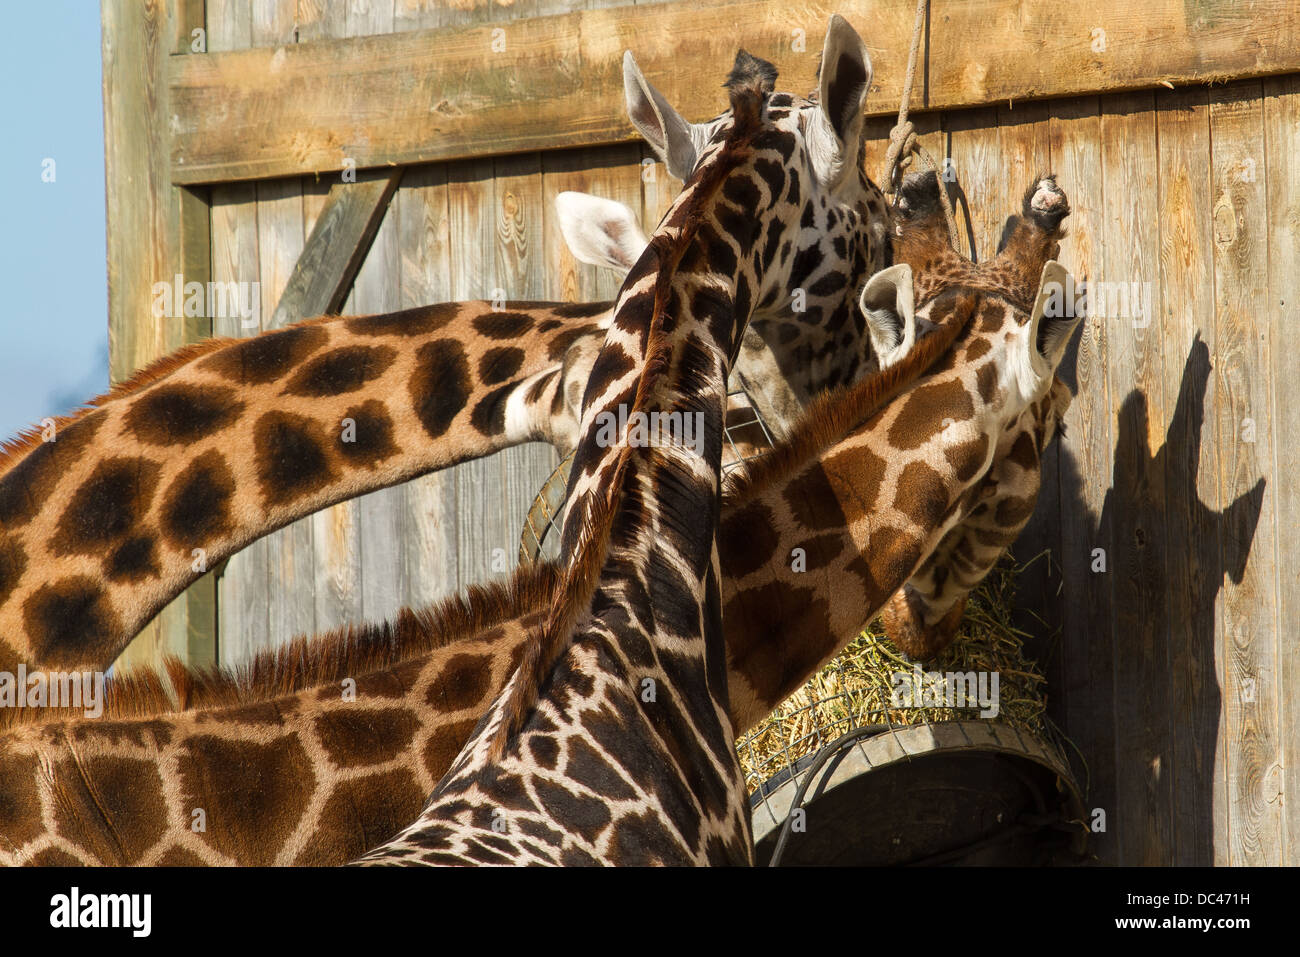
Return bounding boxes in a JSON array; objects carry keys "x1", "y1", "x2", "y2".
[{"x1": 1020, "y1": 333, "x2": 1266, "y2": 864}]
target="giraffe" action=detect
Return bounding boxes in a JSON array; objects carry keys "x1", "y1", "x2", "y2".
[
  {"x1": 622, "y1": 48, "x2": 894, "y2": 440},
  {"x1": 353, "y1": 17, "x2": 879, "y2": 867},
  {"x1": 0, "y1": 298, "x2": 608, "y2": 677},
  {"x1": 0, "y1": 172, "x2": 1078, "y2": 867},
  {"x1": 719, "y1": 170, "x2": 1079, "y2": 721},
  {"x1": 556, "y1": 190, "x2": 907, "y2": 450},
  {"x1": 1, "y1": 32, "x2": 892, "y2": 680}
]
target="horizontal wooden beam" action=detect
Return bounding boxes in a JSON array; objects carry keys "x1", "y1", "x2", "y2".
[{"x1": 170, "y1": 0, "x2": 1300, "y2": 184}]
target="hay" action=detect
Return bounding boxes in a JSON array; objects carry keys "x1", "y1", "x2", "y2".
[{"x1": 734, "y1": 554, "x2": 1055, "y2": 794}]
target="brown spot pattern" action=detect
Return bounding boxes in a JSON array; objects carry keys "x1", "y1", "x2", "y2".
[
  {"x1": 888, "y1": 378, "x2": 976, "y2": 450},
  {"x1": 51, "y1": 457, "x2": 160, "y2": 556},
  {"x1": 160, "y1": 450, "x2": 236, "y2": 550}
]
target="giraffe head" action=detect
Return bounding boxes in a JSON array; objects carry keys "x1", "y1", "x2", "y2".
[
  {"x1": 561, "y1": 22, "x2": 900, "y2": 552},
  {"x1": 867, "y1": 171, "x2": 1082, "y2": 658},
  {"x1": 622, "y1": 16, "x2": 893, "y2": 407}
]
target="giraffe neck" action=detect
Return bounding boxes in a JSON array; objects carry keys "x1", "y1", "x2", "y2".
[
  {"x1": 0, "y1": 295, "x2": 839, "y2": 675},
  {"x1": 0, "y1": 317, "x2": 1067, "y2": 867},
  {"x1": 1, "y1": 175, "x2": 1075, "y2": 867},
  {"x1": 0, "y1": 564, "x2": 554, "y2": 866},
  {"x1": 0, "y1": 300, "x2": 613, "y2": 675},
  {"x1": 350, "y1": 79, "x2": 777, "y2": 868}
]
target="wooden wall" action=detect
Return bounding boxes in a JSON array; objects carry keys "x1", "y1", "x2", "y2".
[
  {"x1": 102, "y1": 0, "x2": 1298, "y2": 865},
  {"x1": 854, "y1": 85, "x2": 1296, "y2": 867},
  {"x1": 199, "y1": 0, "x2": 673, "y2": 659}
]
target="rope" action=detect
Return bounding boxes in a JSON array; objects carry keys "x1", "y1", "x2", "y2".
[{"x1": 882, "y1": 0, "x2": 961, "y2": 254}]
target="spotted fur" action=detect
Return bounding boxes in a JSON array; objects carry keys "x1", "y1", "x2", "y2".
[{"x1": 0, "y1": 174, "x2": 1076, "y2": 865}]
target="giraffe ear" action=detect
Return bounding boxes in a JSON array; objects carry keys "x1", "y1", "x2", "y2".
[
  {"x1": 859, "y1": 263, "x2": 916, "y2": 369},
  {"x1": 1028, "y1": 260, "x2": 1084, "y2": 373},
  {"x1": 555, "y1": 191, "x2": 649, "y2": 275},
  {"x1": 809, "y1": 15, "x2": 872, "y2": 187},
  {"x1": 624, "y1": 51, "x2": 699, "y2": 181}
]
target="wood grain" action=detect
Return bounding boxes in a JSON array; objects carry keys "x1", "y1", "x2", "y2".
[
  {"x1": 1154, "y1": 86, "x2": 1222, "y2": 866},
  {"x1": 266, "y1": 173, "x2": 402, "y2": 327},
  {"x1": 1047, "y1": 96, "x2": 1118, "y2": 864},
  {"x1": 257, "y1": 171, "x2": 319, "y2": 654},
  {"x1": 346, "y1": 0, "x2": 410, "y2": 629},
  {"x1": 306, "y1": 0, "x2": 369, "y2": 636},
  {"x1": 1208, "y1": 80, "x2": 1281, "y2": 866},
  {"x1": 170, "y1": 0, "x2": 1300, "y2": 184},
  {"x1": 445, "y1": 158, "x2": 504, "y2": 591},
  {"x1": 1099, "y1": 90, "x2": 1172, "y2": 866},
  {"x1": 1262, "y1": 74, "x2": 1300, "y2": 866},
  {"x1": 396, "y1": 163, "x2": 461, "y2": 608}
]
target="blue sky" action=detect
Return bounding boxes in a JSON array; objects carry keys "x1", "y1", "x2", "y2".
[{"x1": 0, "y1": 3, "x2": 108, "y2": 443}]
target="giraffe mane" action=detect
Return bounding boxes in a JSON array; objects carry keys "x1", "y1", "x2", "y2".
[
  {"x1": 487, "y1": 77, "x2": 770, "y2": 758},
  {"x1": 0, "y1": 339, "x2": 222, "y2": 477},
  {"x1": 0, "y1": 560, "x2": 558, "y2": 730},
  {"x1": 723, "y1": 287, "x2": 982, "y2": 504},
  {"x1": 0, "y1": 314, "x2": 345, "y2": 478}
]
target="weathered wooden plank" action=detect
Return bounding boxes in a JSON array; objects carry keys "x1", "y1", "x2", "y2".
[
  {"x1": 293, "y1": 0, "x2": 343, "y2": 43},
  {"x1": 203, "y1": 0, "x2": 254, "y2": 670},
  {"x1": 1154, "y1": 86, "x2": 1221, "y2": 866},
  {"x1": 343, "y1": 0, "x2": 405, "y2": 634},
  {"x1": 205, "y1": 0, "x2": 250, "y2": 52},
  {"x1": 995, "y1": 101, "x2": 1065, "y2": 714},
  {"x1": 251, "y1": 0, "x2": 296, "y2": 44},
  {"x1": 352, "y1": 186, "x2": 409, "y2": 627},
  {"x1": 348, "y1": 0, "x2": 396, "y2": 40},
  {"x1": 294, "y1": 0, "x2": 365, "y2": 636},
  {"x1": 255, "y1": 173, "x2": 321, "y2": 654},
  {"x1": 494, "y1": 153, "x2": 557, "y2": 581},
  {"x1": 446, "y1": 159, "x2": 503, "y2": 591},
  {"x1": 1262, "y1": 74, "x2": 1300, "y2": 866},
  {"x1": 267, "y1": 173, "x2": 402, "y2": 327},
  {"x1": 1208, "y1": 80, "x2": 1282, "y2": 867},
  {"x1": 104, "y1": 0, "x2": 216, "y2": 672},
  {"x1": 208, "y1": 183, "x2": 272, "y2": 668},
  {"x1": 942, "y1": 107, "x2": 1000, "y2": 262},
  {"x1": 396, "y1": 163, "x2": 461, "y2": 608},
  {"x1": 235, "y1": 2, "x2": 310, "y2": 658},
  {"x1": 1047, "y1": 96, "x2": 1118, "y2": 864},
  {"x1": 394, "y1": 0, "x2": 448, "y2": 33},
  {"x1": 169, "y1": 0, "x2": 1300, "y2": 185},
  {"x1": 1098, "y1": 90, "x2": 1173, "y2": 866},
  {"x1": 858, "y1": 111, "x2": 944, "y2": 202}
]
